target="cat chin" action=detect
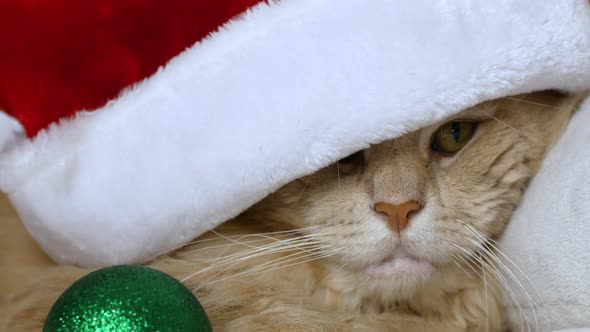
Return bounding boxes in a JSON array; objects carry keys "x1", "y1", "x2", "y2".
[
  {"x1": 364, "y1": 250, "x2": 435, "y2": 278},
  {"x1": 366, "y1": 257, "x2": 434, "y2": 278}
]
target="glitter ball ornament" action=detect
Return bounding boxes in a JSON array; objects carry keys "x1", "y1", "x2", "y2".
[{"x1": 43, "y1": 265, "x2": 212, "y2": 332}]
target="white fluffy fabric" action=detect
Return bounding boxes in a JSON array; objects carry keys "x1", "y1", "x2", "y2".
[
  {"x1": 500, "y1": 97, "x2": 590, "y2": 331},
  {"x1": 1, "y1": 1, "x2": 590, "y2": 329},
  {"x1": 0, "y1": 112, "x2": 23, "y2": 153}
]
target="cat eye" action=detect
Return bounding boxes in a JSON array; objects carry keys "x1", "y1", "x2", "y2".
[
  {"x1": 337, "y1": 151, "x2": 365, "y2": 174},
  {"x1": 431, "y1": 121, "x2": 477, "y2": 154}
]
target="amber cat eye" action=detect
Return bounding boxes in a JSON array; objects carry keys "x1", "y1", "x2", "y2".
[{"x1": 431, "y1": 121, "x2": 477, "y2": 154}]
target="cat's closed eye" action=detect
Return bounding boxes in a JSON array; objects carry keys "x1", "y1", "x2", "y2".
[
  {"x1": 337, "y1": 151, "x2": 365, "y2": 174},
  {"x1": 431, "y1": 121, "x2": 478, "y2": 155}
]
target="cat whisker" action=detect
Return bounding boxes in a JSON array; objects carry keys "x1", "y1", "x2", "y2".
[
  {"x1": 181, "y1": 232, "x2": 334, "y2": 274},
  {"x1": 211, "y1": 229, "x2": 327, "y2": 253},
  {"x1": 183, "y1": 243, "x2": 327, "y2": 287},
  {"x1": 475, "y1": 107, "x2": 543, "y2": 146},
  {"x1": 177, "y1": 234, "x2": 319, "y2": 257},
  {"x1": 483, "y1": 241, "x2": 544, "y2": 306},
  {"x1": 210, "y1": 226, "x2": 323, "y2": 238},
  {"x1": 177, "y1": 239, "x2": 282, "y2": 258},
  {"x1": 449, "y1": 254, "x2": 475, "y2": 278},
  {"x1": 192, "y1": 249, "x2": 340, "y2": 293},
  {"x1": 204, "y1": 237, "x2": 326, "y2": 267},
  {"x1": 505, "y1": 97, "x2": 570, "y2": 110},
  {"x1": 202, "y1": 227, "x2": 314, "y2": 242},
  {"x1": 180, "y1": 235, "x2": 328, "y2": 282},
  {"x1": 451, "y1": 249, "x2": 481, "y2": 277},
  {"x1": 192, "y1": 244, "x2": 337, "y2": 290},
  {"x1": 450, "y1": 241, "x2": 535, "y2": 331},
  {"x1": 178, "y1": 237, "x2": 326, "y2": 264},
  {"x1": 453, "y1": 245, "x2": 532, "y2": 331},
  {"x1": 180, "y1": 241, "x2": 281, "y2": 282},
  {"x1": 485, "y1": 256, "x2": 533, "y2": 332},
  {"x1": 449, "y1": 243, "x2": 484, "y2": 279},
  {"x1": 456, "y1": 219, "x2": 544, "y2": 305},
  {"x1": 260, "y1": 250, "x2": 339, "y2": 274},
  {"x1": 455, "y1": 222, "x2": 539, "y2": 331},
  {"x1": 244, "y1": 245, "x2": 339, "y2": 274},
  {"x1": 459, "y1": 222, "x2": 543, "y2": 307},
  {"x1": 148, "y1": 226, "x2": 326, "y2": 260},
  {"x1": 484, "y1": 246, "x2": 539, "y2": 332},
  {"x1": 291, "y1": 177, "x2": 311, "y2": 208},
  {"x1": 482, "y1": 259, "x2": 489, "y2": 332},
  {"x1": 478, "y1": 242, "x2": 540, "y2": 332}
]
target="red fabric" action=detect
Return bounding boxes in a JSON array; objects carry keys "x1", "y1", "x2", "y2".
[{"x1": 0, "y1": 0, "x2": 264, "y2": 137}]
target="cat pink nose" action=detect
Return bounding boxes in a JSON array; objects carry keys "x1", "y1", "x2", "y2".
[{"x1": 374, "y1": 201, "x2": 422, "y2": 234}]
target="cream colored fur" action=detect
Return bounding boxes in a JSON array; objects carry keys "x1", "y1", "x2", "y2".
[{"x1": 1, "y1": 91, "x2": 585, "y2": 331}]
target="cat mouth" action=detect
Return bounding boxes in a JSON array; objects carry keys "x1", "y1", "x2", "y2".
[{"x1": 365, "y1": 249, "x2": 435, "y2": 277}]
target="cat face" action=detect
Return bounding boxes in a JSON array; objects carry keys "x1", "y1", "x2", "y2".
[{"x1": 251, "y1": 91, "x2": 577, "y2": 290}]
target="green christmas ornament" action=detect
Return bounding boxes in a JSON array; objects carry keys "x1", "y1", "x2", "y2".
[{"x1": 43, "y1": 265, "x2": 212, "y2": 332}]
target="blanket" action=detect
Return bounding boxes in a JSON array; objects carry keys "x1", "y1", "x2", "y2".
[{"x1": 500, "y1": 97, "x2": 590, "y2": 331}]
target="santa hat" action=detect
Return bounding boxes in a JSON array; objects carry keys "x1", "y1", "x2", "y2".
[{"x1": 1, "y1": 0, "x2": 590, "y2": 270}]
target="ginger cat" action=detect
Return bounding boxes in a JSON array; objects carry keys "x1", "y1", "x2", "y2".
[{"x1": 1, "y1": 91, "x2": 585, "y2": 331}]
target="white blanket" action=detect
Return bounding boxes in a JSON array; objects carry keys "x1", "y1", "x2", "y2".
[{"x1": 500, "y1": 97, "x2": 590, "y2": 331}]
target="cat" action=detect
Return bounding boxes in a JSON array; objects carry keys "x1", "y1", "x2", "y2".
[{"x1": 1, "y1": 91, "x2": 586, "y2": 331}]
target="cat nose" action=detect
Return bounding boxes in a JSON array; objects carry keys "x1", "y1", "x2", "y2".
[{"x1": 374, "y1": 201, "x2": 422, "y2": 234}]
